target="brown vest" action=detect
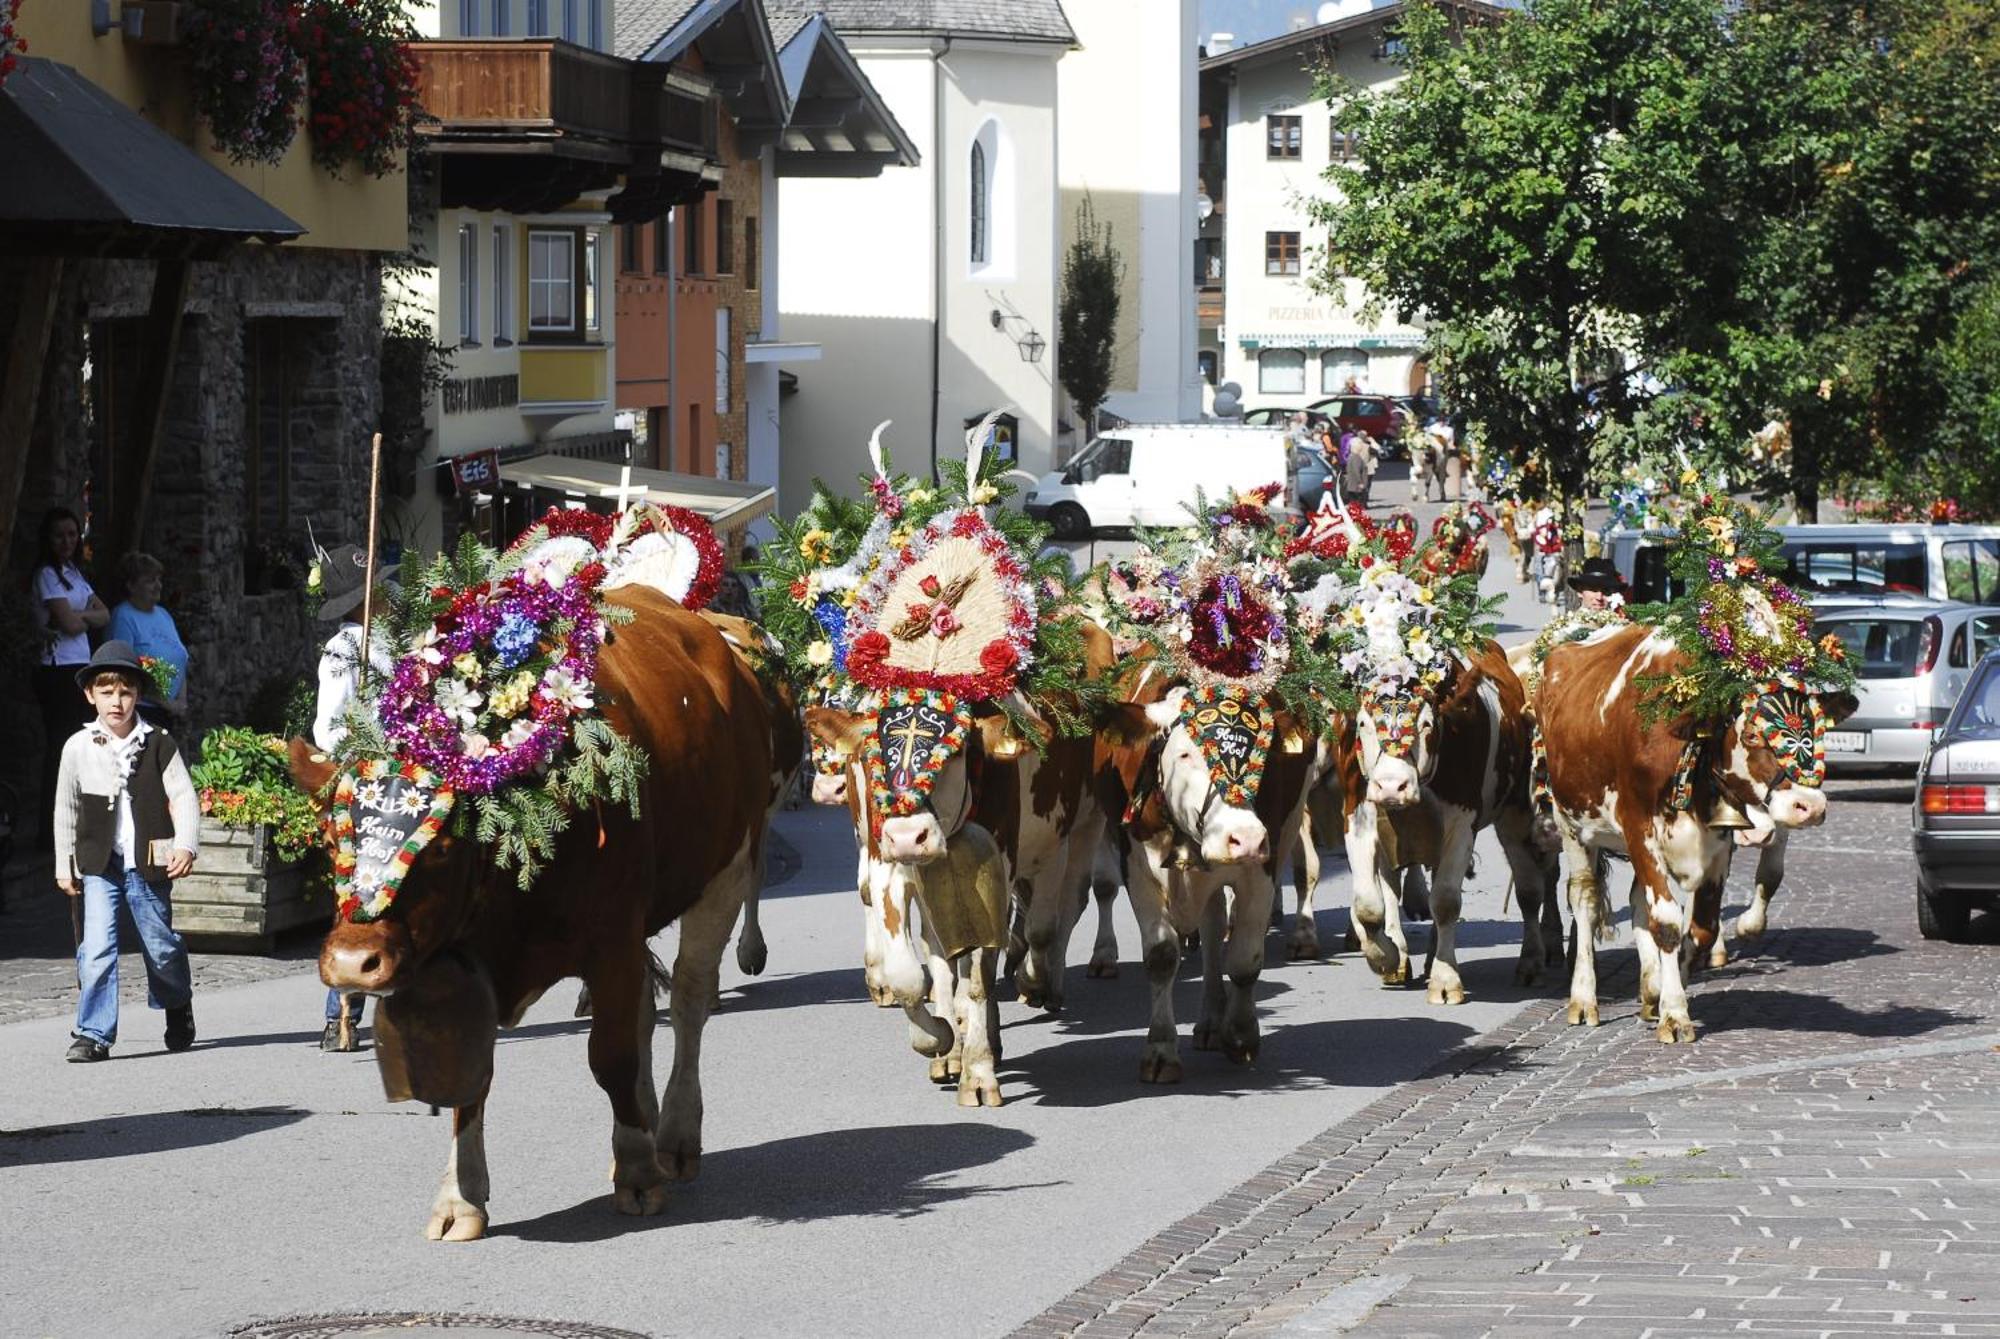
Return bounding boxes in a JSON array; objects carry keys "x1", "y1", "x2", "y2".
[{"x1": 72, "y1": 729, "x2": 183, "y2": 881}]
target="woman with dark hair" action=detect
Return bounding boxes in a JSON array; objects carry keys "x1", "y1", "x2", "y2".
[{"x1": 32, "y1": 508, "x2": 110, "y2": 838}]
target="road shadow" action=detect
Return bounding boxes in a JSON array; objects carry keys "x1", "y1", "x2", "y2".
[
  {"x1": 493, "y1": 1122, "x2": 1039, "y2": 1242},
  {"x1": 1716, "y1": 926, "x2": 1901, "y2": 972},
  {"x1": 0, "y1": 1106, "x2": 310, "y2": 1167},
  {"x1": 1697, "y1": 987, "x2": 1977, "y2": 1039},
  {"x1": 1825, "y1": 778, "x2": 1916, "y2": 804}
]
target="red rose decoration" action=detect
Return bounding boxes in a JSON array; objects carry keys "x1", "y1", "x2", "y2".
[
  {"x1": 920, "y1": 574, "x2": 942, "y2": 598},
  {"x1": 849, "y1": 631, "x2": 892, "y2": 675},
  {"x1": 980, "y1": 639, "x2": 1019, "y2": 677}
]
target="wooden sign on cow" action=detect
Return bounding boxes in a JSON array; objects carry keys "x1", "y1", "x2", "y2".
[{"x1": 330, "y1": 760, "x2": 457, "y2": 923}]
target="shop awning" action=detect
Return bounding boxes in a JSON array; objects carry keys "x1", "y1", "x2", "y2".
[
  {"x1": 0, "y1": 59, "x2": 305, "y2": 258},
  {"x1": 1235, "y1": 332, "x2": 1426, "y2": 351},
  {"x1": 500, "y1": 453, "x2": 776, "y2": 530}
]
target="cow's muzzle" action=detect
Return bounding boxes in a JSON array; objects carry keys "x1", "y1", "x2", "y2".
[
  {"x1": 1764, "y1": 785, "x2": 1827, "y2": 830},
  {"x1": 1200, "y1": 812, "x2": 1270, "y2": 867},
  {"x1": 321, "y1": 921, "x2": 412, "y2": 995},
  {"x1": 1367, "y1": 757, "x2": 1422, "y2": 809},
  {"x1": 811, "y1": 769, "x2": 849, "y2": 806},
  {"x1": 879, "y1": 813, "x2": 949, "y2": 864}
]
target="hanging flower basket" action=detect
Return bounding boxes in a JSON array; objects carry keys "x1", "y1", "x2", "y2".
[
  {"x1": 183, "y1": 0, "x2": 303, "y2": 165},
  {"x1": 296, "y1": 0, "x2": 420, "y2": 178}
]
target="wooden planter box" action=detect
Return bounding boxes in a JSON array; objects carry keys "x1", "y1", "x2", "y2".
[{"x1": 175, "y1": 818, "x2": 324, "y2": 952}]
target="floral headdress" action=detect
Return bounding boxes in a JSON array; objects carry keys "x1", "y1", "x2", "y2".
[{"x1": 1631, "y1": 495, "x2": 1856, "y2": 722}]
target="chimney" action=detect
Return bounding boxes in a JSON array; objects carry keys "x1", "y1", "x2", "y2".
[{"x1": 1208, "y1": 31, "x2": 1235, "y2": 53}]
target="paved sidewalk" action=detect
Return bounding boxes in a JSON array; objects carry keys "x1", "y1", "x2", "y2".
[{"x1": 1015, "y1": 779, "x2": 2000, "y2": 1338}]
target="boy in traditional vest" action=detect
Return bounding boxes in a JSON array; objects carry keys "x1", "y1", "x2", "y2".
[{"x1": 54, "y1": 641, "x2": 201, "y2": 1062}]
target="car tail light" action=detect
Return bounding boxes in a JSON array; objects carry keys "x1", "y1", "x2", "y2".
[
  {"x1": 1920, "y1": 783, "x2": 2000, "y2": 815},
  {"x1": 1910, "y1": 716, "x2": 1943, "y2": 730},
  {"x1": 1915, "y1": 615, "x2": 1942, "y2": 675}
]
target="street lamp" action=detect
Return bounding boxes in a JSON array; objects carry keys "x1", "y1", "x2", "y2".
[{"x1": 990, "y1": 308, "x2": 1047, "y2": 363}]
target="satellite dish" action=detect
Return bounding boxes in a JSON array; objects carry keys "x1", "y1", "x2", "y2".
[
  {"x1": 1196, "y1": 192, "x2": 1214, "y2": 222},
  {"x1": 1213, "y1": 389, "x2": 1242, "y2": 419}
]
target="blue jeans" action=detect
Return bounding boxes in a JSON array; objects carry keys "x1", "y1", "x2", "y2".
[
  {"x1": 324, "y1": 987, "x2": 363, "y2": 1024},
  {"x1": 75, "y1": 858, "x2": 193, "y2": 1046}
]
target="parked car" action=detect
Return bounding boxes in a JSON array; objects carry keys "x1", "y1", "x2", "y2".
[
  {"x1": 1812, "y1": 600, "x2": 2000, "y2": 774},
  {"x1": 1240, "y1": 407, "x2": 1331, "y2": 432},
  {"x1": 1306, "y1": 393, "x2": 1405, "y2": 449},
  {"x1": 1912, "y1": 646, "x2": 2000, "y2": 940},
  {"x1": 1779, "y1": 524, "x2": 2000, "y2": 602},
  {"x1": 1025, "y1": 424, "x2": 1291, "y2": 540},
  {"x1": 1292, "y1": 443, "x2": 1334, "y2": 513}
]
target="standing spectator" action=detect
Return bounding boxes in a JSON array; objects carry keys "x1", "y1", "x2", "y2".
[
  {"x1": 1342, "y1": 430, "x2": 1376, "y2": 508},
  {"x1": 54, "y1": 640, "x2": 200, "y2": 1061},
  {"x1": 107, "y1": 553, "x2": 189, "y2": 722},
  {"x1": 32, "y1": 508, "x2": 110, "y2": 845},
  {"x1": 309, "y1": 544, "x2": 391, "y2": 1052}
]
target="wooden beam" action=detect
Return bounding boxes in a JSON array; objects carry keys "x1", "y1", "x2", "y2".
[
  {"x1": 113, "y1": 256, "x2": 192, "y2": 564},
  {"x1": 0, "y1": 258, "x2": 65, "y2": 563}
]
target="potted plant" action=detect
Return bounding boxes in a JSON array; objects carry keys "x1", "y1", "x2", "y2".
[
  {"x1": 182, "y1": 0, "x2": 304, "y2": 165},
  {"x1": 180, "y1": 726, "x2": 327, "y2": 949},
  {"x1": 297, "y1": 0, "x2": 420, "y2": 178}
]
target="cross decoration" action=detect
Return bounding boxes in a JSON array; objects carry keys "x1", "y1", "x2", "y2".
[{"x1": 604, "y1": 462, "x2": 648, "y2": 512}]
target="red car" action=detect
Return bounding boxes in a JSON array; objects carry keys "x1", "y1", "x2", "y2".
[{"x1": 1307, "y1": 392, "x2": 1406, "y2": 444}]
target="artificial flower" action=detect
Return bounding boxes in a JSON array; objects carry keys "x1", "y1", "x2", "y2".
[
  {"x1": 970, "y1": 481, "x2": 999, "y2": 505},
  {"x1": 540, "y1": 666, "x2": 594, "y2": 713},
  {"x1": 500, "y1": 718, "x2": 541, "y2": 751},
  {"x1": 806, "y1": 640, "x2": 834, "y2": 667},
  {"x1": 435, "y1": 677, "x2": 483, "y2": 727},
  {"x1": 452, "y1": 653, "x2": 484, "y2": 683},
  {"x1": 488, "y1": 671, "x2": 535, "y2": 720}
]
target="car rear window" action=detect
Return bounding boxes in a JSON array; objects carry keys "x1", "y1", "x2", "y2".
[
  {"x1": 1945, "y1": 661, "x2": 2000, "y2": 740},
  {"x1": 1815, "y1": 617, "x2": 1926, "y2": 679},
  {"x1": 1783, "y1": 542, "x2": 1927, "y2": 595}
]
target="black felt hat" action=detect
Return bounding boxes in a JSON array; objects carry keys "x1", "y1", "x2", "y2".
[
  {"x1": 73, "y1": 639, "x2": 149, "y2": 691},
  {"x1": 1567, "y1": 556, "x2": 1624, "y2": 594}
]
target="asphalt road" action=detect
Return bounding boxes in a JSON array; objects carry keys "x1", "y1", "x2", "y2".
[{"x1": 0, "y1": 485, "x2": 1685, "y2": 1339}]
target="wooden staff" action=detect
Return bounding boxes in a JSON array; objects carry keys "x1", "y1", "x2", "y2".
[{"x1": 360, "y1": 431, "x2": 383, "y2": 666}]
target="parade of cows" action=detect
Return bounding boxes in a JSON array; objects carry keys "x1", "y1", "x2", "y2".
[{"x1": 298, "y1": 424, "x2": 1856, "y2": 1240}]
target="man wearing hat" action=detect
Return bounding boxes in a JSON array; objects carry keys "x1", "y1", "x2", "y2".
[
  {"x1": 310, "y1": 544, "x2": 394, "y2": 1050},
  {"x1": 53, "y1": 640, "x2": 201, "y2": 1062},
  {"x1": 1567, "y1": 555, "x2": 1627, "y2": 613}
]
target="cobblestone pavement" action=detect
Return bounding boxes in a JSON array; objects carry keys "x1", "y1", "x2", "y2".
[{"x1": 1014, "y1": 778, "x2": 2000, "y2": 1339}]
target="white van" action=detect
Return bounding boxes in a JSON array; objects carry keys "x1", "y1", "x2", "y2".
[{"x1": 1023, "y1": 424, "x2": 1291, "y2": 540}]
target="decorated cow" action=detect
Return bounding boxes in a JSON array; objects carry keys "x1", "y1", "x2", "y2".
[
  {"x1": 1536, "y1": 497, "x2": 1855, "y2": 1043},
  {"x1": 299, "y1": 508, "x2": 775, "y2": 1240}
]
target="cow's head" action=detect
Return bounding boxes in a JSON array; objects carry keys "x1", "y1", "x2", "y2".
[
  {"x1": 1354, "y1": 677, "x2": 1440, "y2": 808},
  {"x1": 804, "y1": 684, "x2": 875, "y2": 806},
  {"x1": 1114, "y1": 684, "x2": 1274, "y2": 866},
  {"x1": 1716, "y1": 686, "x2": 1856, "y2": 830},
  {"x1": 821, "y1": 690, "x2": 978, "y2": 865},
  {"x1": 291, "y1": 740, "x2": 485, "y2": 999}
]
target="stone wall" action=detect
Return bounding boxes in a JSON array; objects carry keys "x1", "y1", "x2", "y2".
[{"x1": 8, "y1": 247, "x2": 383, "y2": 759}]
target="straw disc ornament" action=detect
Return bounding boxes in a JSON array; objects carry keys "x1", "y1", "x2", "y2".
[{"x1": 844, "y1": 509, "x2": 1035, "y2": 700}]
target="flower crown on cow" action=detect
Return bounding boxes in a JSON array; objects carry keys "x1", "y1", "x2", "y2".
[{"x1": 1630, "y1": 495, "x2": 1856, "y2": 722}]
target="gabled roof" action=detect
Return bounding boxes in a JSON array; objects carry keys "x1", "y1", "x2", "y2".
[
  {"x1": 811, "y1": 1, "x2": 1075, "y2": 44},
  {"x1": 767, "y1": 7, "x2": 920, "y2": 174},
  {"x1": 1199, "y1": 0, "x2": 1504, "y2": 72},
  {"x1": 619, "y1": 0, "x2": 791, "y2": 130}
]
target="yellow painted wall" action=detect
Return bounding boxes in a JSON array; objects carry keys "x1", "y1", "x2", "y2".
[
  {"x1": 520, "y1": 346, "x2": 608, "y2": 403},
  {"x1": 21, "y1": 5, "x2": 406, "y2": 252}
]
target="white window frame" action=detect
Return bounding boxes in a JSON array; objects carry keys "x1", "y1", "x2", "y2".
[
  {"x1": 715, "y1": 307, "x2": 731, "y2": 413},
  {"x1": 584, "y1": 230, "x2": 601, "y2": 335},
  {"x1": 491, "y1": 224, "x2": 511, "y2": 344},
  {"x1": 1257, "y1": 348, "x2": 1306, "y2": 395},
  {"x1": 970, "y1": 140, "x2": 988, "y2": 266},
  {"x1": 491, "y1": 0, "x2": 510, "y2": 36},
  {"x1": 967, "y1": 119, "x2": 1012, "y2": 280},
  {"x1": 457, "y1": 222, "x2": 479, "y2": 344},
  {"x1": 528, "y1": 229, "x2": 576, "y2": 334}
]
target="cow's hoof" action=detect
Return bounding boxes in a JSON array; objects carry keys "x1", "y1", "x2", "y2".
[
  {"x1": 1382, "y1": 960, "x2": 1410, "y2": 987},
  {"x1": 1086, "y1": 956, "x2": 1119, "y2": 978},
  {"x1": 928, "y1": 1055, "x2": 953, "y2": 1084},
  {"x1": 1192, "y1": 1019, "x2": 1220, "y2": 1051},
  {"x1": 614, "y1": 1180, "x2": 670, "y2": 1217},
  {"x1": 872, "y1": 986, "x2": 898, "y2": 1008},
  {"x1": 1286, "y1": 930, "x2": 1322, "y2": 961},
  {"x1": 1566, "y1": 1000, "x2": 1600, "y2": 1027},
  {"x1": 736, "y1": 937, "x2": 768, "y2": 977},
  {"x1": 958, "y1": 1074, "x2": 1003, "y2": 1108},
  {"x1": 1656, "y1": 1017, "x2": 1697, "y2": 1045},
  {"x1": 425, "y1": 1197, "x2": 488, "y2": 1242},
  {"x1": 1708, "y1": 941, "x2": 1729, "y2": 970},
  {"x1": 1223, "y1": 1032, "x2": 1259, "y2": 1066},
  {"x1": 1427, "y1": 980, "x2": 1466, "y2": 1006},
  {"x1": 659, "y1": 1145, "x2": 701, "y2": 1182},
  {"x1": 1139, "y1": 1049, "x2": 1183, "y2": 1084},
  {"x1": 1732, "y1": 915, "x2": 1765, "y2": 943},
  {"x1": 1513, "y1": 960, "x2": 1541, "y2": 988}
]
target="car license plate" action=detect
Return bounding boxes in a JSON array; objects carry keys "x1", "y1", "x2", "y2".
[{"x1": 1823, "y1": 730, "x2": 1867, "y2": 753}]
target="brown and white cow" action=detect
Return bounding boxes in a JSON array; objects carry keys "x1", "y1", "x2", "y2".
[
  {"x1": 1535, "y1": 623, "x2": 1846, "y2": 1042},
  {"x1": 1342, "y1": 643, "x2": 1561, "y2": 1002},
  {"x1": 1096, "y1": 679, "x2": 1316, "y2": 1082},
  {"x1": 302, "y1": 586, "x2": 773, "y2": 1239}
]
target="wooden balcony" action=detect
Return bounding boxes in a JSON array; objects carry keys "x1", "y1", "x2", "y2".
[{"x1": 411, "y1": 40, "x2": 719, "y2": 215}]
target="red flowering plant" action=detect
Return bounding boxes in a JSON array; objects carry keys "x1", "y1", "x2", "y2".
[
  {"x1": 0, "y1": 0, "x2": 25, "y2": 90},
  {"x1": 297, "y1": 0, "x2": 420, "y2": 178},
  {"x1": 183, "y1": 0, "x2": 305, "y2": 164}
]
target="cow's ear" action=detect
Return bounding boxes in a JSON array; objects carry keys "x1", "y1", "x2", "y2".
[
  {"x1": 287, "y1": 737, "x2": 339, "y2": 800},
  {"x1": 1143, "y1": 687, "x2": 1188, "y2": 731},
  {"x1": 976, "y1": 713, "x2": 1042, "y2": 759},
  {"x1": 1821, "y1": 690, "x2": 1859, "y2": 726},
  {"x1": 804, "y1": 706, "x2": 868, "y2": 757},
  {"x1": 1098, "y1": 702, "x2": 1162, "y2": 747}
]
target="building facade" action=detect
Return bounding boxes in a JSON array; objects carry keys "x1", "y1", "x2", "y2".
[
  {"x1": 1058, "y1": 0, "x2": 1203, "y2": 433},
  {"x1": 775, "y1": 2, "x2": 1074, "y2": 514},
  {"x1": 1199, "y1": 8, "x2": 1430, "y2": 414}
]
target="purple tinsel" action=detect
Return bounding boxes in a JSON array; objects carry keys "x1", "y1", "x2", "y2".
[{"x1": 1222, "y1": 573, "x2": 1242, "y2": 611}]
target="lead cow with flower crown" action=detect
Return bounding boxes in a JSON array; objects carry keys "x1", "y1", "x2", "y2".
[{"x1": 295, "y1": 506, "x2": 774, "y2": 1240}]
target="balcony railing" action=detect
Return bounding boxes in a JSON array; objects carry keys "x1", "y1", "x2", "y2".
[{"x1": 413, "y1": 40, "x2": 632, "y2": 153}]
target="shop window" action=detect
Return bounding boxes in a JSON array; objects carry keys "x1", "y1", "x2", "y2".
[{"x1": 1258, "y1": 348, "x2": 1306, "y2": 394}]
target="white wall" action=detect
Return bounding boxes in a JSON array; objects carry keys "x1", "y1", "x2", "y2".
[
  {"x1": 1059, "y1": 0, "x2": 1202, "y2": 426},
  {"x1": 1217, "y1": 23, "x2": 1424, "y2": 412}
]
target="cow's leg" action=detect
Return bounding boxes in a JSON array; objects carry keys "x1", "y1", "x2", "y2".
[
  {"x1": 859, "y1": 853, "x2": 897, "y2": 1007},
  {"x1": 1686, "y1": 872, "x2": 1727, "y2": 977},
  {"x1": 657, "y1": 850, "x2": 754, "y2": 1182},
  {"x1": 1563, "y1": 834, "x2": 1608, "y2": 1026},
  {"x1": 1633, "y1": 826, "x2": 1697, "y2": 1045},
  {"x1": 426, "y1": 1097, "x2": 493, "y2": 1241},
  {"x1": 1222, "y1": 867, "x2": 1274, "y2": 1063},
  {"x1": 1730, "y1": 828, "x2": 1788, "y2": 947},
  {"x1": 1286, "y1": 804, "x2": 1322, "y2": 958},
  {"x1": 1425, "y1": 809, "x2": 1477, "y2": 1006},
  {"x1": 927, "y1": 922, "x2": 964, "y2": 1083},
  {"x1": 955, "y1": 948, "x2": 1003, "y2": 1107},
  {"x1": 1346, "y1": 805, "x2": 1410, "y2": 985},
  {"x1": 735, "y1": 882, "x2": 768, "y2": 979},
  {"x1": 1086, "y1": 839, "x2": 1122, "y2": 978},
  {"x1": 1127, "y1": 848, "x2": 1183, "y2": 1083},
  {"x1": 1496, "y1": 807, "x2": 1556, "y2": 988},
  {"x1": 586, "y1": 944, "x2": 669, "y2": 1216},
  {"x1": 1191, "y1": 887, "x2": 1229, "y2": 1052},
  {"x1": 1630, "y1": 872, "x2": 1662, "y2": 1022}
]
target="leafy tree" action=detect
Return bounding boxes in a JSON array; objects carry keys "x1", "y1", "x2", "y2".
[
  {"x1": 1058, "y1": 194, "x2": 1124, "y2": 442},
  {"x1": 1311, "y1": 0, "x2": 1746, "y2": 539}
]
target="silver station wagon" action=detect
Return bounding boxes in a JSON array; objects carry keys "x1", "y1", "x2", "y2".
[
  {"x1": 1913, "y1": 648, "x2": 2000, "y2": 940},
  {"x1": 1812, "y1": 598, "x2": 2000, "y2": 773}
]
